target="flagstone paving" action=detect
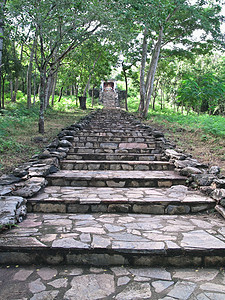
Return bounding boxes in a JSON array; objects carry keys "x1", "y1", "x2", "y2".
[
  {"x1": 0, "y1": 213, "x2": 224, "y2": 267},
  {"x1": 0, "y1": 265, "x2": 225, "y2": 300}
]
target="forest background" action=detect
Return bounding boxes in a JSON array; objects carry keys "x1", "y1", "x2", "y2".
[{"x1": 0, "y1": 0, "x2": 225, "y2": 175}]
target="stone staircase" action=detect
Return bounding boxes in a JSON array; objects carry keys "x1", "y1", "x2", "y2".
[{"x1": 0, "y1": 109, "x2": 224, "y2": 268}]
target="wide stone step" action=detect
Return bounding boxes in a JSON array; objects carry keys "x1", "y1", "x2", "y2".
[
  {"x1": 0, "y1": 213, "x2": 224, "y2": 267},
  {"x1": 75, "y1": 130, "x2": 151, "y2": 137},
  {"x1": 61, "y1": 160, "x2": 174, "y2": 171},
  {"x1": 66, "y1": 153, "x2": 164, "y2": 161},
  {"x1": 47, "y1": 170, "x2": 186, "y2": 188},
  {"x1": 73, "y1": 135, "x2": 155, "y2": 143},
  {"x1": 71, "y1": 147, "x2": 160, "y2": 155},
  {"x1": 87, "y1": 126, "x2": 148, "y2": 131},
  {"x1": 71, "y1": 142, "x2": 157, "y2": 150},
  {"x1": 27, "y1": 186, "x2": 215, "y2": 214}
]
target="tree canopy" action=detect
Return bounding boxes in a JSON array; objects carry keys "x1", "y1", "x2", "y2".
[{"x1": 0, "y1": 0, "x2": 224, "y2": 131}]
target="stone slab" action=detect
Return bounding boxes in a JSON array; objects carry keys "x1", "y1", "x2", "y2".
[
  {"x1": 28, "y1": 187, "x2": 215, "y2": 214},
  {"x1": 47, "y1": 170, "x2": 187, "y2": 188},
  {"x1": 0, "y1": 213, "x2": 224, "y2": 266},
  {"x1": 61, "y1": 160, "x2": 174, "y2": 171}
]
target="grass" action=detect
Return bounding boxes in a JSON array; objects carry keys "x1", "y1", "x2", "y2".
[
  {"x1": 147, "y1": 110, "x2": 225, "y2": 138},
  {"x1": 0, "y1": 94, "x2": 100, "y2": 175},
  {"x1": 127, "y1": 96, "x2": 225, "y2": 173},
  {"x1": 128, "y1": 96, "x2": 225, "y2": 138}
]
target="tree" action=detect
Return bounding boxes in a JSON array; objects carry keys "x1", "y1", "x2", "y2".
[
  {"x1": 176, "y1": 55, "x2": 225, "y2": 115},
  {"x1": 124, "y1": 0, "x2": 223, "y2": 117},
  {"x1": 7, "y1": 0, "x2": 119, "y2": 133},
  {"x1": 0, "y1": 0, "x2": 7, "y2": 108}
]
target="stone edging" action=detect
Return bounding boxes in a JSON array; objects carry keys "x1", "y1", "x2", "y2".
[{"x1": 0, "y1": 111, "x2": 98, "y2": 230}]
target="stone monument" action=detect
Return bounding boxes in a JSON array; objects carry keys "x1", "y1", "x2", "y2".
[{"x1": 99, "y1": 79, "x2": 119, "y2": 108}]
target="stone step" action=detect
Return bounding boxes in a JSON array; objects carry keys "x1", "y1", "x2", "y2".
[
  {"x1": 0, "y1": 213, "x2": 224, "y2": 267},
  {"x1": 60, "y1": 160, "x2": 174, "y2": 171},
  {"x1": 87, "y1": 126, "x2": 148, "y2": 131},
  {"x1": 66, "y1": 153, "x2": 164, "y2": 161},
  {"x1": 71, "y1": 142, "x2": 157, "y2": 150},
  {"x1": 47, "y1": 170, "x2": 187, "y2": 188},
  {"x1": 75, "y1": 130, "x2": 151, "y2": 137},
  {"x1": 27, "y1": 186, "x2": 215, "y2": 214},
  {"x1": 72, "y1": 135, "x2": 155, "y2": 143},
  {"x1": 71, "y1": 147, "x2": 160, "y2": 155}
]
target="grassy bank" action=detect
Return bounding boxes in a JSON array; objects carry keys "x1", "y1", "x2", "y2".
[
  {"x1": 128, "y1": 97, "x2": 225, "y2": 172},
  {"x1": 0, "y1": 96, "x2": 98, "y2": 175}
]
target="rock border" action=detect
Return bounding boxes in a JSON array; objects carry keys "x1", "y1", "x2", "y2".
[{"x1": 0, "y1": 111, "x2": 98, "y2": 231}]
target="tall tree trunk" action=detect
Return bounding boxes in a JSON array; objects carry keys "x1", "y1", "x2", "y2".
[
  {"x1": 0, "y1": 1, "x2": 5, "y2": 109},
  {"x1": 143, "y1": 27, "x2": 163, "y2": 118},
  {"x1": 33, "y1": 68, "x2": 36, "y2": 104},
  {"x1": 160, "y1": 84, "x2": 164, "y2": 110},
  {"x1": 139, "y1": 27, "x2": 148, "y2": 113},
  {"x1": 0, "y1": 4, "x2": 3, "y2": 70},
  {"x1": 51, "y1": 71, "x2": 58, "y2": 106},
  {"x1": 122, "y1": 62, "x2": 128, "y2": 111},
  {"x1": 44, "y1": 74, "x2": 53, "y2": 109},
  {"x1": 1, "y1": 77, "x2": 4, "y2": 109},
  {"x1": 10, "y1": 80, "x2": 14, "y2": 101},
  {"x1": 27, "y1": 37, "x2": 36, "y2": 109},
  {"x1": 152, "y1": 78, "x2": 159, "y2": 110},
  {"x1": 38, "y1": 67, "x2": 46, "y2": 134},
  {"x1": 0, "y1": 71, "x2": 1, "y2": 109},
  {"x1": 75, "y1": 83, "x2": 78, "y2": 106},
  {"x1": 12, "y1": 77, "x2": 19, "y2": 102},
  {"x1": 91, "y1": 85, "x2": 95, "y2": 108},
  {"x1": 58, "y1": 86, "x2": 63, "y2": 102},
  {"x1": 82, "y1": 53, "x2": 100, "y2": 97}
]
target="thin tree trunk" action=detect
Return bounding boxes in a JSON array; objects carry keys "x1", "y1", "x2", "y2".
[
  {"x1": 0, "y1": 71, "x2": 1, "y2": 108},
  {"x1": 12, "y1": 78, "x2": 19, "y2": 102},
  {"x1": 33, "y1": 68, "x2": 36, "y2": 104},
  {"x1": 44, "y1": 75, "x2": 51, "y2": 109},
  {"x1": 51, "y1": 71, "x2": 58, "y2": 106},
  {"x1": 75, "y1": 83, "x2": 78, "y2": 106},
  {"x1": 122, "y1": 62, "x2": 128, "y2": 111},
  {"x1": 139, "y1": 27, "x2": 148, "y2": 112},
  {"x1": 27, "y1": 37, "x2": 36, "y2": 109},
  {"x1": 58, "y1": 86, "x2": 63, "y2": 102},
  {"x1": 161, "y1": 84, "x2": 164, "y2": 110},
  {"x1": 38, "y1": 67, "x2": 46, "y2": 134},
  {"x1": 10, "y1": 80, "x2": 14, "y2": 101},
  {"x1": 143, "y1": 27, "x2": 163, "y2": 118},
  {"x1": 83, "y1": 54, "x2": 101, "y2": 97},
  {"x1": 152, "y1": 78, "x2": 159, "y2": 110},
  {"x1": 0, "y1": 1, "x2": 5, "y2": 108},
  {"x1": 1, "y1": 77, "x2": 3, "y2": 109},
  {"x1": 91, "y1": 85, "x2": 96, "y2": 108}
]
